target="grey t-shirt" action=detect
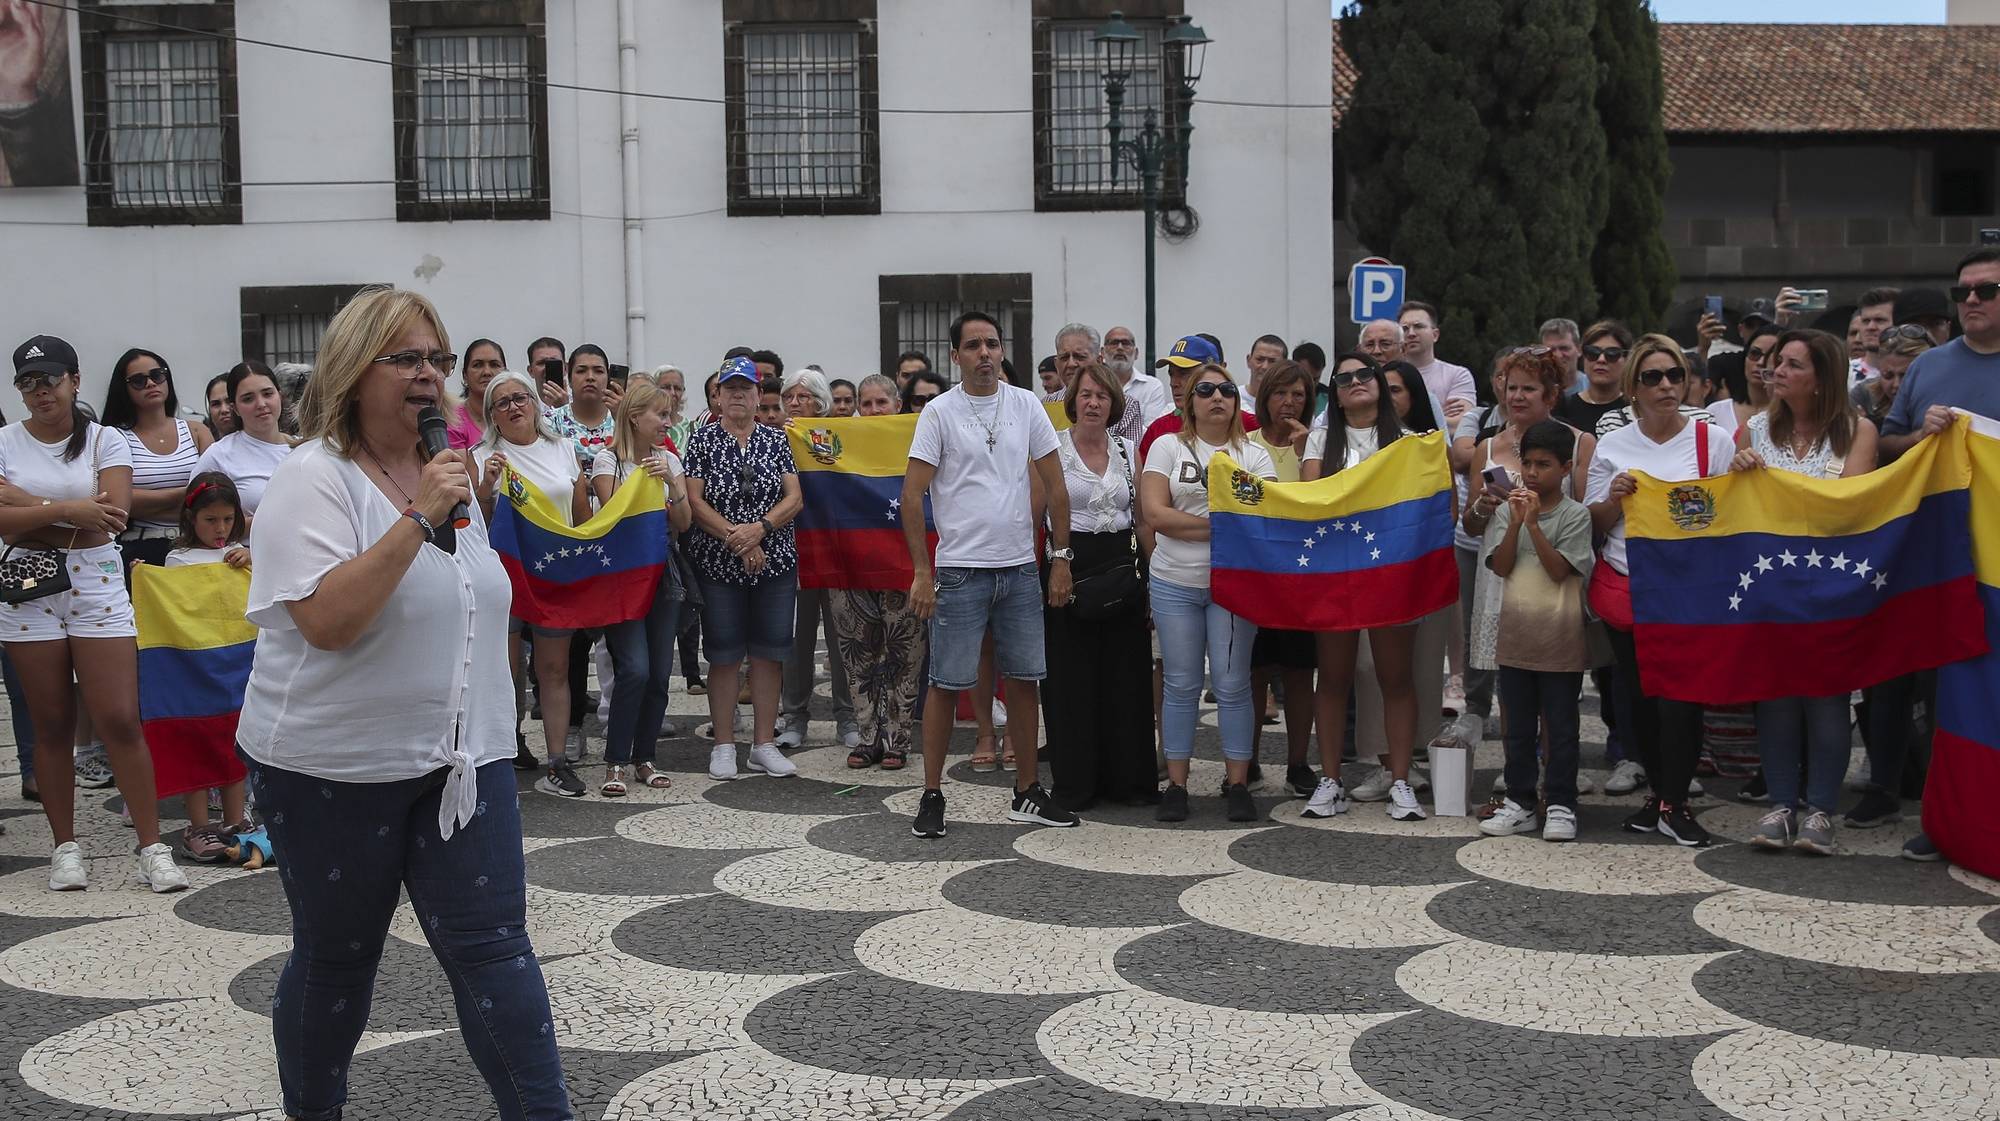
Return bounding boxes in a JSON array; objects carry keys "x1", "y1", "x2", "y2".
[{"x1": 1882, "y1": 338, "x2": 2000, "y2": 434}]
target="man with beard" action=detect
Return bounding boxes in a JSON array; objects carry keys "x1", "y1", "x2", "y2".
[{"x1": 1105, "y1": 324, "x2": 1171, "y2": 441}]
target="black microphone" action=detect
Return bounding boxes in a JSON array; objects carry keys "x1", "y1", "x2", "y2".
[{"x1": 415, "y1": 405, "x2": 465, "y2": 554}]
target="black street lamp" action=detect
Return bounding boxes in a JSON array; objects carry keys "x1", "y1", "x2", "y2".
[{"x1": 1094, "y1": 10, "x2": 1211, "y2": 369}]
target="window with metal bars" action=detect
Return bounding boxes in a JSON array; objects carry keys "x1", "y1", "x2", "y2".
[
  {"x1": 391, "y1": 1, "x2": 550, "y2": 221},
  {"x1": 240, "y1": 285, "x2": 378, "y2": 373},
  {"x1": 723, "y1": 2, "x2": 880, "y2": 217},
  {"x1": 896, "y1": 302, "x2": 1015, "y2": 381},
  {"x1": 80, "y1": 2, "x2": 241, "y2": 226},
  {"x1": 260, "y1": 313, "x2": 330, "y2": 368},
  {"x1": 1031, "y1": 4, "x2": 1185, "y2": 212},
  {"x1": 878, "y1": 275, "x2": 1034, "y2": 388}
]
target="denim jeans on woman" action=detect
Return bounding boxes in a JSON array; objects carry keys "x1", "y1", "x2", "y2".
[
  {"x1": 605, "y1": 576, "x2": 682, "y2": 767},
  {"x1": 243, "y1": 752, "x2": 572, "y2": 1121},
  {"x1": 1151, "y1": 576, "x2": 1256, "y2": 762},
  {"x1": 1755, "y1": 694, "x2": 1850, "y2": 812}
]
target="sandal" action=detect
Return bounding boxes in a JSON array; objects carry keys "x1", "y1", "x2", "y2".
[
  {"x1": 634, "y1": 763, "x2": 672, "y2": 789},
  {"x1": 969, "y1": 735, "x2": 1000, "y2": 773},
  {"x1": 1001, "y1": 746, "x2": 1018, "y2": 772},
  {"x1": 880, "y1": 748, "x2": 907, "y2": 771},
  {"x1": 847, "y1": 742, "x2": 884, "y2": 769},
  {"x1": 600, "y1": 766, "x2": 628, "y2": 798}
]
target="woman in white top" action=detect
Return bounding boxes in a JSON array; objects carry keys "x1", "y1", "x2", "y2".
[
  {"x1": 1730, "y1": 329, "x2": 1878, "y2": 857},
  {"x1": 0, "y1": 333, "x2": 185, "y2": 895},
  {"x1": 1032, "y1": 363, "x2": 1156, "y2": 811},
  {"x1": 472, "y1": 368, "x2": 592, "y2": 798},
  {"x1": 101, "y1": 346, "x2": 211, "y2": 569},
  {"x1": 238, "y1": 287, "x2": 570, "y2": 1120},
  {"x1": 1142, "y1": 362, "x2": 1276, "y2": 823},
  {"x1": 587, "y1": 378, "x2": 691, "y2": 796},
  {"x1": 1585, "y1": 334, "x2": 1739, "y2": 849},
  {"x1": 190, "y1": 360, "x2": 296, "y2": 523}
]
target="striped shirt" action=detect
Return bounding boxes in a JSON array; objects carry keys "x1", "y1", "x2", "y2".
[{"x1": 123, "y1": 419, "x2": 199, "y2": 530}]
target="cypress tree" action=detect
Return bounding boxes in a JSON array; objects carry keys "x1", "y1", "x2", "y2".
[
  {"x1": 1591, "y1": 0, "x2": 1678, "y2": 332},
  {"x1": 1339, "y1": 0, "x2": 1606, "y2": 370}
]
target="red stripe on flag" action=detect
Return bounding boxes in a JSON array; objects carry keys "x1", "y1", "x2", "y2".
[
  {"x1": 1924, "y1": 728, "x2": 2000, "y2": 882},
  {"x1": 1633, "y1": 576, "x2": 1987, "y2": 705},
  {"x1": 796, "y1": 527, "x2": 937, "y2": 592},
  {"x1": 143, "y1": 714, "x2": 247, "y2": 799},
  {"x1": 501, "y1": 560, "x2": 664, "y2": 630},
  {"x1": 1212, "y1": 547, "x2": 1458, "y2": 632}
]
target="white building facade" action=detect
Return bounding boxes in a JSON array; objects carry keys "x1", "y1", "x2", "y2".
[{"x1": 0, "y1": 0, "x2": 1332, "y2": 403}]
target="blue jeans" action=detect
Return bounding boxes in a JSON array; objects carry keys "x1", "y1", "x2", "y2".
[
  {"x1": 1498, "y1": 666, "x2": 1583, "y2": 810},
  {"x1": 605, "y1": 581, "x2": 681, "y2": 766},
  {"x1": 2, "y1": 647, "x2": 31, "y2": 781},
  {"x1": 928, "y1": 563, "x2": 1046, "y2": 690},
  {"x1": 1756, "y1": 694, "x2": 1850, "y2": 813},
  {"x1": 244, "y1": 754, "x2": 571, "y2": 1121},
  {"x1": 698, "y1": 573, "x2": 797, "y2": 665},
  {"x1": 1151, "y1": 576, "x2": 1256, "y2": 762}
]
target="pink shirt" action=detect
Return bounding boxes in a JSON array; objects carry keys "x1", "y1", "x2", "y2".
[{"x1": 445, "y1": 405, "x2": 483, "y2": 450}]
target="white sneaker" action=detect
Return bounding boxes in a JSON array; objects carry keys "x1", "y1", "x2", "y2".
[
  {"x1": 746, "y1": 743, "x2": 798, "y2": 777},
  {"x1": 49, "y1": 841, "x2": 87, "y2": 891},
  {"x1": 1479, "y1": 798, "x2": 1539, "y2": 836},
  {"x1": 135, "y1": 842, "x2": 188, "y2": 893},
  {"x1": 1576, "y1": 771, "x2": 1599, "y2": 796},
  {"x1": 1387, "y1": 779, "x2": 1427, "y2": 821},
  {"x1": 1301, "y1": 777, "x2": 1349, "y2": 819},
  {"x1": 1349, "y1": 765, "x2": 1394, "y2": 802},
  {"x1": 1688, "y1": 777, "x2": 1706, "y2": 798},
  {"x1": 1604, "y1": 759, "x2": 1647, "y2": 795},
  {"x1": 774, "y1": 721, "x2": 806, "y2": 749},
  {"x1": 708, "y1": 744, "x2": 739, "y2": 781},
  {"x1": 1542, "y1": 805, "x2": 1578, "y2": 842}
]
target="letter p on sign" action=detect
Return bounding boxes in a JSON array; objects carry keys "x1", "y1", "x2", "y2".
[{"x1": 1347, "y1": 259, "x2": 1406, "y2": 324}]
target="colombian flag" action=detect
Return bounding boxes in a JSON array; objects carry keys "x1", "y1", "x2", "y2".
[
  {"x1": 1625, "y1": 416, "x2": 1985, "y2": 705},
  {"x1": 488, "y1": 469, "x2": 667, "y2": 629},
  {"x1": 1207, "y1": 431, "x2": 1459, "y2": 631},
  {"x1": 1927, "y1": 411, "x2": 2000, "y2": 879},
  {"x1": 132, "y1": 563, "x2": 254, "y2": 798}
]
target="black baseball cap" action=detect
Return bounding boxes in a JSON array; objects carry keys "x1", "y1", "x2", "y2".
[
  {"x1": 1740, "y1": 299, "x2": 1774, "y2": 327},
  {"x1": 12, "y1": 335, "x2": 76, "y2": 378},
  {"x1": 1894, "y1": 287, "x2": 1952, "y2": 325}
]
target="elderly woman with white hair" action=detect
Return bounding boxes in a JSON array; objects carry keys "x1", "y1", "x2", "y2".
[
  {"x1": 472, "y1": 369, "x2": 594, "y2": 797},
  {"x1": 774, "y1": 364, "x2": 857, "y2": 748}
]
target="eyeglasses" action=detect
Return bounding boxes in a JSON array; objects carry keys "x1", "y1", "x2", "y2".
[
  {"x1": 1582, "y1": 345, "x2": 1627, "y2": 362},
  {"x1": 370, "y1": 350, "x2": 458, "y2": 377},
  {"x1": 490, "y1": 393, "x2": 536, "y2": 413},
  {"x1": 1636, "y1": 366, "x2": 1688, "y2": 387},
  {"x1": 1103, "y1": 337, "x2": 1137, "y2": 350},
  {"x1": 1745, "y1": 345, "x2": 1774, "y2": 363},
  {"x1": 1881, "y1": 324, "x2": 1934, "y2": 342},
  {"x1": 1949, "y1": 281, "x2": 2000, "y2": 304},
  {"x1": 1192, "y1": 380, "x2": 1240, "y2": 399},
  {"x1": 12, "y1": 373, "x2": 59, "y2": 392},
  {"x1": 125, "y1": 367, "x2": 170, "y2": 388}
]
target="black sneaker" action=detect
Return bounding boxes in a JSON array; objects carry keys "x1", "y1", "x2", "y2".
[
  {"x1": 1843, "y1": 789, "x2": 1903, "y2": 829},
  {"x1": 512, "y1": 734, "x2": 539, "y2": 771},
  {"x1": 535, "y1": 762, "x2": 585, "y2": 798},
  {"x1": 1656, "y1": 800, "x2": 1711, "y2": 847},
  {"x1": 1901, "y1": 832, "x2": 1942, "y2": 862},
  {"x1": 1010, "y1": 782, "x2": 1080, "y2": 828},
  {"x1": 1224, "y1": 782, "x2": 1257, "y2": 822},
  {"x1": 912, "y1": 789, "x2": 947, "y2": 838},
  {"x1": 1621, "y1": 799, "x2": 1661, "y2": 834},
  {"x1": 1286, "y1": 763, "x2": 1319, "y2": 798},
  {"x1": 1737, "y1": 773, "x2": 1770, "y2": 803},
  {"x1": 1247, "y1": 761, "x2": 1264, "y2": 786},
  {"x1": 1157, "y1": 783, "x2": 1190, "y2": 822}
]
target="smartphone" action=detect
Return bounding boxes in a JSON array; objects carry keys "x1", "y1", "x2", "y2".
[
  {"x1": 608, "y1": 363, "x2": 629, "y2": 387},
  {"x1": 1704, "y1": 295, "x2": 1723, "y2": 320},
  {"x1": 1797, "y1": 289, "x2": 1830, "y2": 311},
  {"x1": 1481, "y1": 464, "x2": 1513, "y2": 492},
  {"x1": 1982, "y1": 228, "x2": 2000, "y2": 246},
  {"x1": 541, "y1": 356, "x2": 565, "y2": 386}
]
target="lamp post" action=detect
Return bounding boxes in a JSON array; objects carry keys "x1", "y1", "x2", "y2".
[{"x1": 1093, "y1": 11, "x2": 1210, "y2": 370}]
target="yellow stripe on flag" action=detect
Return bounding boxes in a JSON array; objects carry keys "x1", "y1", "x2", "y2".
[
  {"x1": 1966, "y1": 412, "x2": 2000, "y2": 588},
  {"x1": 505, "y1": 467, "x2": 664, "y2": 542},
  {"x1": 1625, "y1": 414, "x2": 1972, "y2": 542},
  {"x1": 1208, "y1": 430, "x2": 1450, "y2": 523},
  {"x1": 784, "y1": 400, "x2": 1071, "y2": 478},
  {"x1": 132, "y1": 563, "x2": 255, "y2": 652}
]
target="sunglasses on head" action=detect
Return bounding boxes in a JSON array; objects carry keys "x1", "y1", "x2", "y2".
[
  {"x1": 1881, "y1": 323, "x2": 1933, "y2": 342},
  {"x1": 1582, "y1": 345, "x2": 1627, "y2": 362},
  {"x1": 125, "y1": 367, "x2": 170, "y2": 389},
  {"x1": 1949, "y1": 281, "x2": 2000, "y2": 304},
  {"x1": 1511, "y1": 345, "x2": 1553, "y2": 357},
  {"x1": 1192, "y1": 380, "x2": 1240, "y2": 399},
  {"x1": 1636, "y1": 366, "x2": 1688, "y2": 387}
]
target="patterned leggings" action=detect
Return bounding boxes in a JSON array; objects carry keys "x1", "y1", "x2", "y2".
[{"x1": 827, "y1": 589, "x2": 926, "y2": 755}]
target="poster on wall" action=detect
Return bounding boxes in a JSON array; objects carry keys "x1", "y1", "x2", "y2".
[{"x1": 0, "y1": 0, "x2": 79, "y2": 187}]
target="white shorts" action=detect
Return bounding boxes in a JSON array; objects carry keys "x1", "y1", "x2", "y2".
[{"x1": 0, "y1": 543, "x2": 136, "y2": 641}]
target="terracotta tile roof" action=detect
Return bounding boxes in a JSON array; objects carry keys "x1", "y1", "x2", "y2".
[{"x1": 1331, "y1": 22, "x2": 2000, "y2": 135}]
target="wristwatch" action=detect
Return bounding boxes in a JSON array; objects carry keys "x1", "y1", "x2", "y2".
[
  {"x1": 1047, "y1": 546, "x2": 1075, "y2": 562},
  {"x1": 758, "y1": 516, "x2": 774, "y2": 536}
]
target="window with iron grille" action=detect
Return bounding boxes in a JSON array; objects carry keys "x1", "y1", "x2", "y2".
[
  {"x1": 879, "y1": 275, "x2": 1034, "y2": 389},
  {"x1": 1031, "y1": 1, "x2": 1185, "y2": 212},
  {"x1": 391, "y1": 1, "x2": 550, "y2": 221},
  {"x1": 240, "y1": 285, "x2": 379, "y2": 372},
  {"x1": 723, "y1": 1, "x2": 879, "y2": 217},
  {"x1": 261, "y1": 312, "x2": 330, "y2": 368},
  {"x1": 80, "y1": 3, "x2": 241, "y2": 226}
]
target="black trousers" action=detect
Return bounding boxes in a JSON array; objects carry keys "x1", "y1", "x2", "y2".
[
  {"x1": 1042, "y1": 532, "x2": 1157, "y2": 810},
  {"x1": 1604, "y1": 626, "x2": 1701, "y2": 803}
]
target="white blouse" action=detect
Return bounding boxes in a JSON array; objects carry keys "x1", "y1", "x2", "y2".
[
  {"x1": 239, "y1": 441, "x2": 516, "y2": 840},
  {"x1": 1056, "y1": 430, "x2": 1136, "y2": 534}
]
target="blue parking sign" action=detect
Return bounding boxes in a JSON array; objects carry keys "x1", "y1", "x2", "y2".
[{"x1": 1348, "y1": 259, "x2": 1406, "y2": 324}]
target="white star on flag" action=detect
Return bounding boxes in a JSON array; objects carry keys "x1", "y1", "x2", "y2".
[
  {"x1": 1302, "y1": 535, "x2": 1316, "y2": 548},
  {"x1": 1351, "y1": 522, "x2": 1364, "y2": 534},
  {"x1": 1852, "y1": 559, "x2": 1872, "y2": 580},
  {"x1": 1738, "y1": 571, "x2": 1754, "y2": 590},
  {"x1": 1317, "y1": 525, "x2": 1330, "y2": 537},
  {"x1": 1365, "y1": 531, "x2": 1376, "y2": 543},
  {"x1": 1805, "y1": 549, "x2": 1824, "y2": 568},
  {"x1": 534, "y1": 559, "x2": 547, "y2": 572},
  {"x1": 1754, "y1": 555, "x2": 1773, "y2": 574},
  {"x1": 1830, "y1": 552, "x2": 1850, "y2": 571},
  {"x1": 1329, "y1": 520, "x2": 1343, "y2": 533},
  {"x1": 600, "y1": 555, "x2": 613, "y2": 567},
  {"x1": 1872, "y1": 571, "x2": 1889, "y2": 590},
  {"x1": 1779, "y1": 550, "x2": 1798, "y2": 566},
  {"x1": 1728, "y1": 593, "x2": 1742, "y2": 611},
  {"x1": 1297, "y1": 555, "x2": 1310, "y2": 568},
  {"x1": 1370, "y1": 547, "x2": 1381, "y2": 560}
]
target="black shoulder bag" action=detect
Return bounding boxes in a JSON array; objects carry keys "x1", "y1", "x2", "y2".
[{"x1": 1067, "y1": 436, "x2": 1148, "y2": 621}]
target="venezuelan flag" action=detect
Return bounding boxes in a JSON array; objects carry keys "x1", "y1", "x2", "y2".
[
  {"x1": 132, "y1": 563, "x2": 254, "y2": 798},
  {"x1": 786, "y1": 402, "x2": 1071, "y2": 591},
  {"x1": 1927, "y1": 411, "x2": 2000, "y2": 879},
  {"x1": 1625, "y1": 415, "x2": 1985, "y2": 705},
  {"x1": 1208, "y1": 431, "x2": 1459, "y2": 631},
  {"x1": 488, "y1": 468, "x2": 667, "y2": 629}
]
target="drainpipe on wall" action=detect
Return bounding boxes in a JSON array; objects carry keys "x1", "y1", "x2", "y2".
[{"x1": 617, "y1": 0, "x2": 646, "y2": 370}]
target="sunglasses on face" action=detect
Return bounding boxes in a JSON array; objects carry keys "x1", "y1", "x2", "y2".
[
  {"x1": 911, "y1": 392, "x2": 937, "y2": 409},
  {"x1": 1330, "y1": 369, "x2": 1373, "y2": 389},
  {"x1": 125, "y1": 367, "x2": 170, "y2": 388},
  {"x1": 13, "y1": 373, "x2": 60, "y2": 392},
  {"x1": 1636, "y1": 366, "x2": 1688, "y2": 387},
  {"x1": 1949, "y1": 282, "x2": 2000, "y2": 304},
  {"x1": 1192, "y1": 380, "x2": 1240, "y2": 399},
  {"x1": 1745, "y1": 345, "x2": 1774, "y2": 363},
  {"x1": 370, "y1": 350, "x2": 458, "y2": 377},
  {"x1": 1582, "y1": 345, "x2": 1627, "y2": 362}
]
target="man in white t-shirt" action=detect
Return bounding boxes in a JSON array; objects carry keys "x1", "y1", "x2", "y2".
[
  {"x1": 1105, "y1": 324, "x2": 1170, "y2": 441},
  {"x1": 903, "y1": 311, "x2": 1078, "y2": 839},
  {"x1": 1399, "y1": 301, "x2": 1477, "y2": 427}
]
